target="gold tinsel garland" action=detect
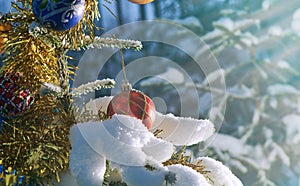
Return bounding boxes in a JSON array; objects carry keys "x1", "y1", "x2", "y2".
[{"x1": 0, "y1": 0, "x2": 100, "y2": 184}]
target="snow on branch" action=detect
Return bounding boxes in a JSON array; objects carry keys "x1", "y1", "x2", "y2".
[
  {"x1": 70, "y1": 79, "x2": 115, "y2": 97},
  {"x1": 85, "y1": 36, "x2": 143, "y2": 51},
  {"x1": 195, "y1": 157, "x2": 243, "y2": 186},
  {"x1": 40, "y1": 82, "x2": 63, "y2": 97},
  {"x1": 153, "y1": 112, "x2": 215, "y2": 146},
  {"x1": 28, "y1": 23, "x2": 143, "y2": 51},
  {"x1": 29, "y1": 22, "x2": 61, "y2": 48}
]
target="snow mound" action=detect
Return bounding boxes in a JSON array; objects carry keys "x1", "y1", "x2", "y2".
[
  {"x1": 195, "y1": 157, "x2": 243, "y2": 186},
  {"x1": 71, "y1": 115, "x2": 174, "y2": 166},
  {"x1": 153, "y1": 112, "x2": 215, "y2": 146}
]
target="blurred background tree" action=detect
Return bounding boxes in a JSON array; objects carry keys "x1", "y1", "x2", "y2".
[{"x1": 155, "y1": 1, "x2": 300, "y2": 185}]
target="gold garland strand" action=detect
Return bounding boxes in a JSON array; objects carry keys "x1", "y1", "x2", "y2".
[{"x1": 0, "y1": 0, "x2": 99, "y2": 184}]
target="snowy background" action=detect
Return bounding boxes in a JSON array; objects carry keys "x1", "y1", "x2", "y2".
[{"x1": 2, "y1": 0, "x2": 300, "y2": 185}]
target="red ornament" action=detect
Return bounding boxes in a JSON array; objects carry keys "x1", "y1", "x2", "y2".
[
  {"x1": 107, "y1": 90, "x2": 156, "y2": 129},
  {"x1": 0, "y1": 73, "x2": 34, "y2": 115}
]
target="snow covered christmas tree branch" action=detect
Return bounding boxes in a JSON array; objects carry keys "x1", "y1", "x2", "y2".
[
  {"x1": 40, "y1": 79, "x2": 115, "y2": 98},
  {"x1": 28, "y1": 23, "x2": 143, "y2": 51},
  {"x1": 68, "y1": 97, "x2": 243, "y2": 186},
  {"x1": 70, "y1": 79, "x2": 115, "y2": 97},
  {"x1": 85, "y1": 36, "x2": 143, "y2": 50}
]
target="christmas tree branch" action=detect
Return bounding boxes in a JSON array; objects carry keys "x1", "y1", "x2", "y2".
[
  {"x1": 85, "y1": 36, "x2": 143, "y2": 50},
  {"x1": 70, "y1": 79, "x2": 115, "y2": 97},
  {"x1": 56, "y1": 50, "x2": 70, "y2": 94},
  {"x1": 28, "y1": 23, "x2": 143, "y2": 51},
  {"x1": 0, "y1": 12, "x2": 31, "y2": 23},
  {"x1": 28, "y1": 22, "x2": 61, "y2": 49}
]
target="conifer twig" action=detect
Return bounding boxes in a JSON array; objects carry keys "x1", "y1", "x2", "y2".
[
  {"x1": 70, "y1": 79, "x2": 115, "y2": 97},
  {"x1": 85, "y1": 36, "x2": 143, "y2": 50}
]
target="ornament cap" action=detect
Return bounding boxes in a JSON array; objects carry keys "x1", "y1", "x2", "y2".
[{"x1": 122, "y1": 80, "x2": 132, "y2": 92}]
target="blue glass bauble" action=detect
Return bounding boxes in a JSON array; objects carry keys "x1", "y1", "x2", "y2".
[{"x1": 32, "y1": 0, "x2": 85, "y2": 31}]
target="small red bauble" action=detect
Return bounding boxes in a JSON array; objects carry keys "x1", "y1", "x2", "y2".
[
  {"x1": 107, "y1": 90, "x2": 156, "y2": 129},
  {"x1": 0, "y1": 73, "x2": 34, "y2": 115},
  {"x1": 128, "y1": 0, "x2": 154, "y2": 5}
]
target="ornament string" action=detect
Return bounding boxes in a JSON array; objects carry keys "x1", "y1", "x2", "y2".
[
  {"x1": 119, "y1": 49, "x2": 132, "y2": 92},
  {"x1": 119, "y1": 49, "x2": 127, "y2": 82}
]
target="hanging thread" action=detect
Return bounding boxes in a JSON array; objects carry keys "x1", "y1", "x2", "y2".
[{"x1": 119, "y1": 49, "x2": 132, "y2": 92}]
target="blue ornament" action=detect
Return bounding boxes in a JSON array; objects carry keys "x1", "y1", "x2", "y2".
[
  {"x1": 0, "y1": 163, "x2": 3, "y2": 177},
  {"x1": 32, "y1": 0, "x2": 85, "y2": 31},
  {"x1": 18, "y1": 175, "x2": 25, "y2": 185}
]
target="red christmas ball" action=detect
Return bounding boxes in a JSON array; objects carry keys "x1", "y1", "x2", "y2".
[
  {"x1": 107, "y1": 90, "x2": 156, "y2": 129},
  {"x1": 0, "y1": 73, "x2": 34, "y2": 115}
]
